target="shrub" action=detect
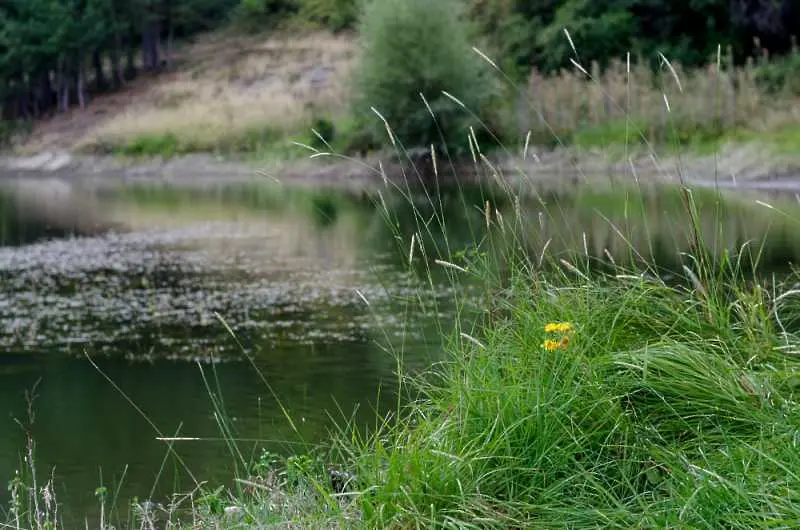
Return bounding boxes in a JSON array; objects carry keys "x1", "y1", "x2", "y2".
[
  {"x1": 755, "y1": 50, "x2": 800, "y2": 96},
  {"x1": 310, "y1": 117, "x2": 336, "y2": 150},
  {"x1": 231, "y1": 0, "x2": 300, "y2": 32},
  {"x1": 298, "y1": 0, "x2": 358, "y2": 32},
  {"x1": 119, "y1": 133, "x2": 180, "y2": 157},
  {"x1": 351, "y1": 0, "x2": 491, "y2": 156},
  {"x1": 0, "y1": 120, "x2": 30, "y2": 149}
]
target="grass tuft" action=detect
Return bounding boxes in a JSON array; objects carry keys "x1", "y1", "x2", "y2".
[{"x1": 330, "y1": 255, "x2": 800, "y2": 528}]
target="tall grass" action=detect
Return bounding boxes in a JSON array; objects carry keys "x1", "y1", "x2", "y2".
[
  {"x1": 521, "y1": 51, "x2": 800, "y2": 151},
  {"x1": 327, "y1": 258, "x2": 800, "y2": 527}
]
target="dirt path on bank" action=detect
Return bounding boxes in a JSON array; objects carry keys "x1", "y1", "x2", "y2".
[{"x1": 2, "y1": 142, "x2": 800, "y2": 196}]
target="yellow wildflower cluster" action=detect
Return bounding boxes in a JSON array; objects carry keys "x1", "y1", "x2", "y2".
[
  {"x1": 542, "y1": 322, "x2": 574, "y2": 351},
  {"x1": 544, "y1": 322, "x2": 573, "y2": 334}
]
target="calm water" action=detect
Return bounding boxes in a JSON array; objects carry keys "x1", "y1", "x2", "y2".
[{"x1": 2, "y1": 177, "x2": 800, "y2": 525}]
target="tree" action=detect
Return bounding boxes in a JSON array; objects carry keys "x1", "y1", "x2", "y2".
[
  {"x1": 352, "y1": 0, "x2": 491, "y2": 155},
  {"x1": 534, "y1": 0, "x2": 636, "y2": 72},
  {"x1": 0, "y1": 0, "x2": 240, "y2": 122},
  {"x1": 467, "y1": 0, "x2": 799, "y2": 74},
  {"x1": 730, "y1": 0, "x2": 799, "y2": 57}
]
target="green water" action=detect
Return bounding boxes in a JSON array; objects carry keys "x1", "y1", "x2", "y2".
[{"x1": 2, "y1": 177, "x2": 800, "y2": 526}]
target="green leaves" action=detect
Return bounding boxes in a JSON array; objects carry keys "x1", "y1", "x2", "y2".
[
  {"x1": 352, "y1": 0, "x2": 492, "y2": 155},
  {"x1": 469, "y1": 0, "x2": 797, "y2": 74},
  {"x1": 0, "y1": 0, "x2": 242, "y2": 120}
]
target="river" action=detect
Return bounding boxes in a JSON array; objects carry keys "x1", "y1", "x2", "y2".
[{"x1": 1, "y1": 176, "x2": 799, "y2": 526}]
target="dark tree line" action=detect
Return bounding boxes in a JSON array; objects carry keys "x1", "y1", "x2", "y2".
[
  {"x1": 0, "y1": 0, "x2": 238, "y2": 121},
  {"x1": 232, "y1": 0, "x2": 800, "y2": 73},
  {"x1": 469, "y1": 0, "x2": 799, "y2": 74}
]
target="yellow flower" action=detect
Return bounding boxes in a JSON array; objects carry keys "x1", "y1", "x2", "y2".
[
  {"x1": 542, "y1": 339, "x2": 562, "y2": 351},
  {"x1": 542, "y1": 322, "x2": 575, "y2": 351},
  {"x1": 544, "y1": 322, "x2": 573, "y2": 333}
]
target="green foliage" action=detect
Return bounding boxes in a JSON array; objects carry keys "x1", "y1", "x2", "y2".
[
  {"x1": 116, "y1": 133, "x2": 181, "y2": 157},
  {"x1": 231, "y1": 0, "x2": 300, "y2": 31},
  {"x1": 298, "y1": 0, "x2": 358, "y2": 32},
  {"x1": 0, "y1": 120, "x2": 30, "y2": 149},
  {"x1": 309, "y1": 193, "x2": 340, "y2": 227},
  {"x1": 232, "y1": 0, "x2": 359, "y2": 31},
  {"x1": 108, "y1": 124, "x2": 292, "y2": 156},
  {"x1": 468, "y1": 0, "x2": 798, "y2": 74},
  {"x1": 351, "y1": 0, "x2": 491, "y2": 155},
  {"x1": 755, "y1": 50, "x2": 800, "y2": 96},
  {"x1": 310, "y1": 117, "x2": 336, "y2": 150},
  {"x1": 534, "y1": 0, "x2": 636, "y2": 73},
  {"x1": 571, "y1": 119, "x2": 729, "y2": 152}
]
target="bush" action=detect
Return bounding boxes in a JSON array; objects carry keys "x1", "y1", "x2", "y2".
[
  {"x1": 118, "y1": 133, "x2": 180, "y2": 157},
  {"x1": 755, "y1": 50, "x2": 800, "y2": 96},
  {"x1": 0, "y1": 120, "x2": 30, "y2": 149},
  {"x1": 351, "y1": 0, "x2": 491, "y2": 156},
  {"x1": 310, "y1": 117, "x2": 336, "y2": 150},
  {"x1": 231, "y1": 0, "x2": 300, "y2": 32},
  {"x1": 298, "y1": 0, "x2": 358, "y2": 32}
]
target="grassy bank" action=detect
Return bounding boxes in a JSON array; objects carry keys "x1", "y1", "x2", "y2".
[{"x1": 519, "y1": 52, "x2": 800, "y2": 154}]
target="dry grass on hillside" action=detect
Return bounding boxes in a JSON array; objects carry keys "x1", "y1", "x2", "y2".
[{"x1": 27, "y1": 31, "x2": 356, "y2": 154}]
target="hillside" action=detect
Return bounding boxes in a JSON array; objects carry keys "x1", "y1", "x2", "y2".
[{"x1": 17, "y1": 30, "x2": 355, "y2": 158}]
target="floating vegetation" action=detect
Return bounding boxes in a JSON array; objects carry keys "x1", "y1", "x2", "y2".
[{"x1": 0, "y1": 219, "x2": 469, "y2": 360}]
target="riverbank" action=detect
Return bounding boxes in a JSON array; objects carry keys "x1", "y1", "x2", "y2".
[
  {"x1": 3, "y1": 141, "x2": 800, "y2": 197},
  {"x1": 16, "y1": 251, "x2": 795, "y2": 529},
  {"x1": 5, "y1": 28, "x2": 799, "y2": 180}
]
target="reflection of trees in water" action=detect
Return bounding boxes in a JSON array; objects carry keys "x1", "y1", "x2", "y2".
[
  {"x1": 0, "y1": 188, "x2": 81, "y2": 246},
  {"x1": 522, "y1": 205, "x2": 798, "y2": 275},
  {"x1": 367, "y1": 186, "x2": 800, "y2": 277}
]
